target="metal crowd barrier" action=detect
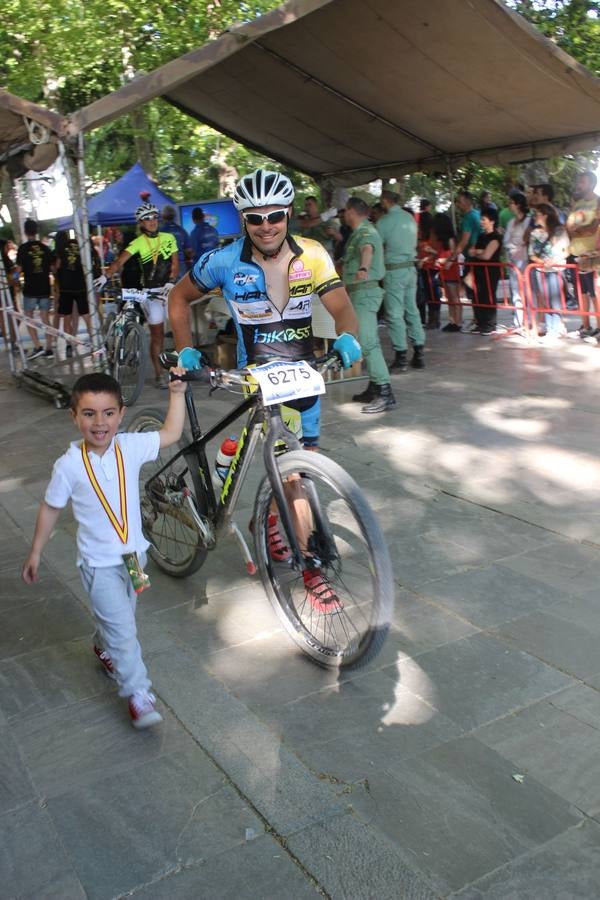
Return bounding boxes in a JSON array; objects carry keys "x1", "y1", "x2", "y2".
[{"x1": 420, "y1": 259, "x2": 599, "y2": 340}]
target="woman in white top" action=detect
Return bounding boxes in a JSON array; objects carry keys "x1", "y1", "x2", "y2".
[
  {"x1": 503, "y1": 191, "x2": 529, "y2": 329},
  {"x1": 528, "y1": 204, "x2": 570, "y2": 339}
]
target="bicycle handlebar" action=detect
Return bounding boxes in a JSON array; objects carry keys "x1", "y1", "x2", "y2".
[
  {"x1": 159, "y1": 350, "x2": 342, "y2": 386},
  {"x1": 122, "y1": 286, "x2": 168, "y2": 303}
]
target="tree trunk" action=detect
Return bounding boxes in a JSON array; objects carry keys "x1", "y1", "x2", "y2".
[{"x1": 130, "y1": 107, "x2": 154, "y2": 177}]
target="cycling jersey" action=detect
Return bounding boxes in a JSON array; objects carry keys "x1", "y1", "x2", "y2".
[
  {"x1": 190, "y1": 234, "x2": 342, "y2": 367},
  {"x1": 125, "y1": 232, "x2": 177, "y2": 288}
]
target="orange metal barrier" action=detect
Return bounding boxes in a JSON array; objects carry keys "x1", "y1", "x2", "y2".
[
  {"x1": 523, "y1": 263, "x2": 598, "y2": 336},
  {"x1": 419, "y1": 260, "x2": 530, "y2": 335}
]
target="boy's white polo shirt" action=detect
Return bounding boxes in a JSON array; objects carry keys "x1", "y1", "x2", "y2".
[{"x1": 45, "y1": 431, "x2": 160, "y2": 567}]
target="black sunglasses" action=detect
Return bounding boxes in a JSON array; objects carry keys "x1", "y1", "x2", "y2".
[{"x1": 242, "y1": 209, "x2": 288, "y2": 226}]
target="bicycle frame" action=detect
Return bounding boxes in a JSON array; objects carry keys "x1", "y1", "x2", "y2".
[{"x1": 144, "y1": 383, "x2": 308, "y2": 565}]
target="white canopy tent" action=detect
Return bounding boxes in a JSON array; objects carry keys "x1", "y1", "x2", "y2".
[{"x1": 67, "y1": 0, "x2": 600, "y2": 188}]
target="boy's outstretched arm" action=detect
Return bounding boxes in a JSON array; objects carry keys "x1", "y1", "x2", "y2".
[
  {"x1": 159, "y1": 367, "x2": 188, "y2": 449},
  {"x1": 22, "y1": 502, "x2": 61, "y2": 583}
]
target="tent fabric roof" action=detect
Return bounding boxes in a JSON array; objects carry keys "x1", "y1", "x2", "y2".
[
  {"x1": 57, "y1": 162, "x2": 176, "y2": 227},
  {"x1": 0, "y1": 90, "x2": 64, "y2": 174},
  {"x1": 69, "y1": 0, "x2": 600, "y2": 187}
]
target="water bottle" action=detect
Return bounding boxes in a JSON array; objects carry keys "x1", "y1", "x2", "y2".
[{"x1": 215, "y1": 436, "x2": 238, "y2": 482}]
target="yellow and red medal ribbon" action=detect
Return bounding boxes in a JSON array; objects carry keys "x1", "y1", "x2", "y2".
[{"x1": 81, "y1": 440, "x2": 128, "y2": 544}]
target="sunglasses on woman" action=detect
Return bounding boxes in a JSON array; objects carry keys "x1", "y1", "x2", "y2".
[{"x1": 242, "y1": 209, "x2": 288, "y2": 226}]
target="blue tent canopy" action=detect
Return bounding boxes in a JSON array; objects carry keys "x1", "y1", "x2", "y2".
[{"x1": 58, "y1": 162, "x2": 176, "y2": 228}]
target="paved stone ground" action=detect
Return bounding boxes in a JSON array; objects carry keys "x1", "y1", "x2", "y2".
[{"x1": 2, "y1": 321, "x2": 600, "y2": 899}]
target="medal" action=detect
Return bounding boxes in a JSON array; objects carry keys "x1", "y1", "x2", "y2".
[
  {"x1": 81, "y1": 440, "x2": 151, "y2": 594},
  {"x1": 122, "y1": 552, "x2": 151, "y2": 594}
]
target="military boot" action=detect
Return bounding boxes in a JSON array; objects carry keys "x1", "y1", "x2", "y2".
[
  {"x1": 352, "y1": 380, "x2": 376, "y2": 403},
  {"x1": 410, "y1": 345, "x2": 425, "y2": 369},
  {"x1": 362, "y1": 383, "x2": 396, "y2": 414},
  {"x1": 389, "y1": 350, "x2": 408, "y2": 373}
]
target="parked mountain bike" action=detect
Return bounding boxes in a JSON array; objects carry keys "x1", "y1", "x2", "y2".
[
  {"x1": 102, "y1": 287, "x2": 165, "y2": 406},
  {"x1": 126, "y1": 351, "x2": 394, "y2": 669}
]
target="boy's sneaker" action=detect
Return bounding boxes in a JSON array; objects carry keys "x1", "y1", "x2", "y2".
[
  {"x1": 303, "y1": 569, "x2": 343, "y2": 614},
  {"x1": 128, "y1": 690, "x2": 163, "y2": 729},
  {"x1": 94, "y1": 644, "x2": 117, "y2": 680},
  {"x1": 267, "y1": 513, "x2": 292, "y2": 563},
  {"x1": 26, "y1": 346, "x2": 44, "y2": 360}
]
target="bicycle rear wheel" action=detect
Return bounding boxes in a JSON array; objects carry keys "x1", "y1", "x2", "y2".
[
  {"x1": 253, "y1": 451, "x2": 394, "y2": 668},
  {"x1": 114, "y1": 321, "x2": 148, "y2": 407},
  {"x1": 126, "y1": 408, "x2": 210, "y2": 577}
]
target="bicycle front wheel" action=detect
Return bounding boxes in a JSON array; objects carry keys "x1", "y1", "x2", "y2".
[
  {"x1": 253, "y1": 451, "x2": 394, "y2": 669},
  {"x1": 101, "y1": 311, "x2": 116, "y2": 358},
  {"x1": 126, "y1": 408, "x2": 210, "y2": 577},
  {"x1": 114, "y1": 321, "x2": 148, "y2": 407}
]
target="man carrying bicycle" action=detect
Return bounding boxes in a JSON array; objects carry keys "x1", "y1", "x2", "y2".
[
  {"x1": 169, "y1": 169, "x2": 361, "y2": 605},
  {"x1": 97, "y1": 202, "x2": 178, "y2": 389}
]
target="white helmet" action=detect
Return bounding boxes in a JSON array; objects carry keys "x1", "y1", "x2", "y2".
[
  {"x1": 233, "y1": 169, "x2": 295, "y2": 211},
  {"x1": 135, "y1": 202, "x2": 159, "y2": 222}
]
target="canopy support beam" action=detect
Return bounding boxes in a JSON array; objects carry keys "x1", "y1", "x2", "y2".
[{"x1": 59, "y1": 135, "x2": 103, "y2": 358}]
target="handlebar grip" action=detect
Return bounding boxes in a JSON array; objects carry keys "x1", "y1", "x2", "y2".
[{"x1": 169, "y1": 367, "x2": 213, "y2": 384}]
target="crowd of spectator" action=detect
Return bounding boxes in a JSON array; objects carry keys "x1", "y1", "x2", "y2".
[
  {"x1": 411, "y1": 170, "x2": 600, "y2": 342},
  {"x1": 1, "y1": 172, "x2": 598, "y2": 370}
]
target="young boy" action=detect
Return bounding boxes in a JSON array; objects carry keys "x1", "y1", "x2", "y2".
[{"x1": 22, "y1": 370, "x2": 187, "y2": 728}]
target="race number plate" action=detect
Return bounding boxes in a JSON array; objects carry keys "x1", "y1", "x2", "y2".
[
  {"x1": 121, "y1": 288, "x2": 147, "y2": 304},
  {"x1": 252, "y1": 360, "x2": 325, "y2": 406}
]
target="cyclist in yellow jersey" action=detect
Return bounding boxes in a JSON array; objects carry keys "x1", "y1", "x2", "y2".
[{"x1": 101, "y1": 203, "x2": 179, "y2": 388}]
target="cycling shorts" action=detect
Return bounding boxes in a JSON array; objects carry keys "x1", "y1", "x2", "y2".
[{"x1": 141, "y1": 295, "x2": 166, "y2": 326}]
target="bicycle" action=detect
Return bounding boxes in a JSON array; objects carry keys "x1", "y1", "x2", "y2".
[
  {"x1": 126, "y1": 351, "x2": 394, "y2": 669},
  {"x1": 102, "y1": 287, "x2": 166, "y2": 406}
]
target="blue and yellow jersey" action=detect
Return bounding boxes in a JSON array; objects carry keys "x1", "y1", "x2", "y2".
[{"x1": 190, "y1": 234, "x2": 342, "y2": 367}]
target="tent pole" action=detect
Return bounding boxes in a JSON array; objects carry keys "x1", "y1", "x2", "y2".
[
  {"x1": 446, "y1": 159, "x2": 457, "y2": 232},
  {"x1": 59, "y1": 135, "x2": 103, "y2": 359},
  {"x1": 96, "y1": 225, "x2": 105, "y2": 268}
]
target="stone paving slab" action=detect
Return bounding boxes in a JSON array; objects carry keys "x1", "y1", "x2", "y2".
[
  {"x1": 286, "y1": 814, "x2": 440, "y2": 900},
  {"x1": 0, "y1": 801, "x2": 87, "y2": 900},
  {"x1": 0, "y1": 592, "x2": 92, "y2": 661},
  {"x1": 450, "y1": 820, "x2": 600, "y2": 900},
  {"x1": 10, "y1": 695, "x2": 198, "y2": 801},
  {"x1": 416, "y1": 562, "x2": 570, "y2": 630},
  {"x1": 381, "y1": 632, "x2": 575, "y2": 732},
  {"x1": 0, "y1": 638, "x2": 113, "y2": 722},
  {"x1": 491, "y1": 610, "x2": 600, "y2": 681},
  {"x1": 474, "y1": 684, "x2": 600, "y2": 817},
  {"x1": 347, "y1": 735, "x2": 581, "y2": 894},
  {"x1": 129, "y1": 835, "x2": 322, "y2": 899},
  {"x1": 47, "y1": 750, "x2": 266, "y2": 900}
]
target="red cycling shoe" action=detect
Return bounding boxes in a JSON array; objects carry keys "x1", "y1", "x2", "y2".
[{"x1": 303, "y1": 568, "x2": 343, "y2": 614}]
